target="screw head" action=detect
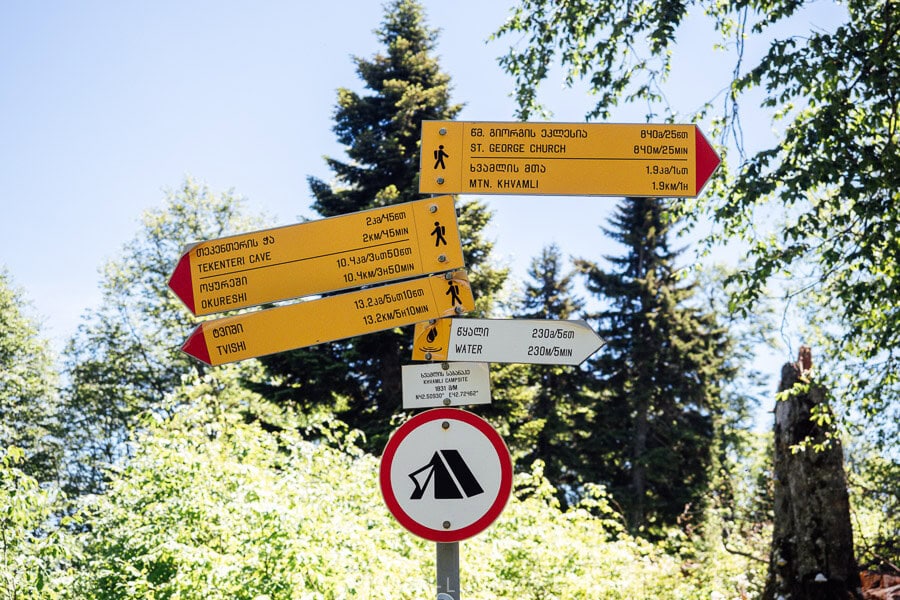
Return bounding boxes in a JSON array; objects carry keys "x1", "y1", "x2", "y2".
[
  {"x1": 441, "y1": 421, "x2": 450, "y2": 430},
  {"x1": 438, "y1": 254, "x2": 447, "y2": 263},
  {"x1": 439, "y1": 128, "x2": 447, "y2": 135},
  {"x1": 442, "y1": 521, "x2": 451, "y2": 529},
  {"x1": 436, "y1": 177, "x2": 445, "y2": 185},
  {"x1": 429, "y1": 204, "x2": 438, "y2": 213},
  {"x1": 443, "y1": 398, "x2": 451, "y2": 406}
]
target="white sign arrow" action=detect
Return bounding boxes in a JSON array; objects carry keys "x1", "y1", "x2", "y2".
[{"x1": 412, "y1": 318, "x2": 604, "y2": 366}]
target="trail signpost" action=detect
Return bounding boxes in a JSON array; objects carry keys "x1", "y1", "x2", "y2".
[
  {"x1": 419, "y1": 120, "x2": 720, "y2": 197},
  {"x1": 412, "y1": 317, "x2": 603, "y2": 365},
  {"x1": 169, "y1": 115, "x2": 719, "y2": 598},
  {"x1": 168, "y1": 195, "x2": 463, "y2": 316},
  {"x1": 181, "y1": 270, "x2": 474, "y2": 366},
  {"x1": 413, "y1": 118, "x2": 719, "y2": 598}
]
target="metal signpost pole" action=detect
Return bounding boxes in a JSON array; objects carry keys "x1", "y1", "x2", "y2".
[
  {"x1": 436, "y1": 542, "x2": 460, "y2": 600},
  {"x1": 431, "y1": 188, "x2": 462, "y2": 600},
  {"x1": 380, "y1": 408, "x2": 512, "y2": 599}
]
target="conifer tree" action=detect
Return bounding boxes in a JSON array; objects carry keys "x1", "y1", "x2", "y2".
[
  {"x1": 577, "y1": 198, "x2": 731, "y2": 532},
  {"x1": 308, "y1": 0, "x2": 457, "y2": 214},
  {"x1": 512, "y1": 245, "x2": 594, "y2": 506},
  {"x1": 260, "y1": 0, "x2": 506, "y2": 450}
]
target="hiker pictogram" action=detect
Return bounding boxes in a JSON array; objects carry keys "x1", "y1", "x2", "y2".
[
  {"x1": 433, "y1": 144, "x2": 449, "y2": 169},
  {"x1": 446, "y1": 280, "x2": 462, "y2": 306},
  {"x1": 408, "y1": 449, "x2": 484, "y2": 500},
  {"x1": 431, "y1": 221, "x2": 447, "y2": 246}
]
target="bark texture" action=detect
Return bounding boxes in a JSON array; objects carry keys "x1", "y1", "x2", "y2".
[{"x1": 763, "y1": 347, "x2": 862, "y2": 599}]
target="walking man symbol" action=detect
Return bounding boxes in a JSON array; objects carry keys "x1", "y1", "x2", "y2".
[
  {"x1": 431, "y1": 221, "x2": 447, "y2": 246},
  {"x1": 446, "y1": 280, "x2": 462, "y2": 306},
  {"x1": 433, "y1": 144, "x2": 448, "y2": 169},
  {"x1": 408, "y1": 450, "x2": 484, "y2": 500}
]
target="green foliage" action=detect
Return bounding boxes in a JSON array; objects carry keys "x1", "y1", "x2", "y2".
[
  {"x1": 719, "y1": 0, "x2": 900, "y2": 380},
  {"x1": 495, "y1": 0, "x2": 900, "y2": 444},
  {"x1": 576, "y1": 198, "x2": 736, "y2": 531},
  {"x1": 1, "y1": 447, "x2": 78, "y2": 599},
  {"x1": 71, "y1": 379, "x2": 428, "y2": 599},
  {"x1": 494, "y1": 0, "x2": 688, "y2": 120},
  {"x1": 309, "y1": 0, "x2": 461, "y2": 215},
  {"x1": 505, "y1": 245, "x2": 595, "y2": 505},
  {"x1": 62, "y1": 177, "x2": 263, "y2": 495},
  {"x1": 0, "y1": 270, "x2": 63, "y2": 483},
  {"x1": 705, "y1": 431, "x2": 773, "y2": 578},
  {"x1": 455, "y1": 200, "x2": 509, "y2": 318},
  {"x1": 517, "y1": 244, "x2": 584, "y2": 322},
  {"x1": 494, "y1": 0, "x2": 899, "y2": 568},
  {"x1": 259, "y1": 0, "x2": 507, "y2": 452},
  {"x1": 64, "y1": 374, "x2": 764, "y2": 599},
  {"x1": 847, "y1": 444, "x2": 900, "y2": 569}
]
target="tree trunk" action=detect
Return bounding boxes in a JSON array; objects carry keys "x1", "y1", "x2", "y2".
[
  {"x1": 631, "y1": 394, "x2": 648, "y2": 529},
  {"x1": 763, "y1": 347, "x2": 862, "y2": 599}
]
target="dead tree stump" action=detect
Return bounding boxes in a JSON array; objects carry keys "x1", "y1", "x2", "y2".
[{"x1": 763, "y1": 346, "x2": 862, "y2": 599}]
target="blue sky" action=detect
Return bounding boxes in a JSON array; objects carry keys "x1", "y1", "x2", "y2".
[
  {"x1": 1, "y1": 1, "x2": 846, "y2": 416},
  {"x1": 2, "y1": 1, "x2": 602, "y2": 346}
]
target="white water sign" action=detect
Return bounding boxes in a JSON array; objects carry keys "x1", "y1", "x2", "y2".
[{"x1": 412, "y1": 318, "x2": 604, "y2": 366}]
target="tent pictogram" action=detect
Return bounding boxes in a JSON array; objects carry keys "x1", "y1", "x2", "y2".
[
  {"x1": 379, "y1": 408, "x2": 513, "y2": 542},
  {"x1": 409, "y1": 450, "x2": 484, "y2": 500}
]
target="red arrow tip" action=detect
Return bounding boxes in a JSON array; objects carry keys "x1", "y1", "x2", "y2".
[
  {"x1": 168, "y1": 253, "x2": 196, "y2": 314},
  {"x1": 695, "y1": 128, "x2": 721, "y2": 194},
  {"x1": 182, "y1": 326, "x2": 211, "y2": 365}
]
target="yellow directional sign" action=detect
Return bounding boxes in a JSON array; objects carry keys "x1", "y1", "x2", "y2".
[
  {"x1": 168, "y1": 196, "x2": 464, "y2": 316},
  {"x1": 181, "y1": 270, "x2": 475, "y2": 366},
  {"x1": 419, "y1": 121, "x2": 720, "y2": 197}
]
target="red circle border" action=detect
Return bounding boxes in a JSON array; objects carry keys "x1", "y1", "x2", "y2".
[{"x1": 379, "y1": 408, "x2": 513, "y2": 542}]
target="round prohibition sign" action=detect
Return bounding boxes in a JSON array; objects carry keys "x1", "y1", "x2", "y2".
[{"x1": 379, "y1": 408, "x2": 513, "y2": 542}]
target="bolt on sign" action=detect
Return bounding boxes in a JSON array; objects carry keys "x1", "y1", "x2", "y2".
[
  {"x1": 419, "y1": 121, "x2": 720, "y2": 197},
  {"x1": 181, "y1": 270, "x2": 475, "y2": 366},
  {"x1": 168, "y1": 195, "x2": 464, "y2": 317}
]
